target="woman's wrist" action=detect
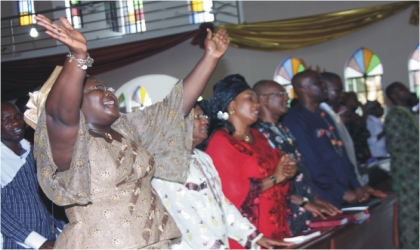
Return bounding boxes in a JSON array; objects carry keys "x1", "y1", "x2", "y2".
[
  {"x1": 275, "y1": 173, "x2": 287, "y2": 185},
  {"x1": 69, "y1": 50, "x2": 87, "y2": 58}
]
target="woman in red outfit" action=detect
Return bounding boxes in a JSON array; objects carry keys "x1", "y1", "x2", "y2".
[{"x1": 200, "y1": 74, "x2": 297, "y2": 249}]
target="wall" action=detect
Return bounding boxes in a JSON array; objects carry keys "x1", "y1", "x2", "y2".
[{"x1": 94, "y1": 1, "x2": 419, "y2": 103}]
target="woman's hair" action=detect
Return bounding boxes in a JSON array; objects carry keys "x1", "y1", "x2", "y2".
[{"x1": 198, "y1": 74, "x2": 251, "y2": 150}]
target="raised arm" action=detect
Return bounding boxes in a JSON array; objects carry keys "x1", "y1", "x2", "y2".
[
  {"x1": 35, "y1": 15, "x2": 88, "y2": 170},
  {"x1": 182, "y1": 28, "x2": 229, "y2": 115}
]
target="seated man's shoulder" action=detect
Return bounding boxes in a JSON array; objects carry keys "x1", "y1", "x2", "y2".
[{"x1": 283, "y1": 105, "x2": 307, "y2": 125}]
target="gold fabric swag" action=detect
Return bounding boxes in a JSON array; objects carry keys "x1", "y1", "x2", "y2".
[{"x1": 217, "y1": 1, "x2": 417, "y2": 52}]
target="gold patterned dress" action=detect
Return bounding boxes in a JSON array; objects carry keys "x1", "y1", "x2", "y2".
[{"x1": 34, "y1": 82, "x2": 193, "y2": 249}]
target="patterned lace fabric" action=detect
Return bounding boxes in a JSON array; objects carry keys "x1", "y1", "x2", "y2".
[
  {"x1": 152, "y1": 149, "x2": 262, "y2": 249},
  {"x1": 34, "y1": 81, "x2": 194, "y2": 248}
]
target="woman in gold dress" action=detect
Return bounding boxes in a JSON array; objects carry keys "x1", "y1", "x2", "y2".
[{"x1": 32, "y1": 14, "x2": 229, "y2": 249}]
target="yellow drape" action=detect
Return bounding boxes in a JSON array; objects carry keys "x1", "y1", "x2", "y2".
[{"x1": 217, "y1": 1, "x2": 417, "y2": 52}]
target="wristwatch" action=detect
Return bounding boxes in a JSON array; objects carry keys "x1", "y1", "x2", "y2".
[
  {"x1": 299, "y1": 197, "x2": 309, "y2": 207},
  {"x1": 269, "y1": 175, "x2": 277, "y2": 185}
]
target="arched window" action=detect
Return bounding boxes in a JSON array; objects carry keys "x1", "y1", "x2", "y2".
[
  {"x1": 131, "y1": 86, "x2": 152, "y2": 112},
  {"x1": 273, "y1": 57, "x2": 305, "y2": 100},
  {"x1": 408, "y1": 44, "x2": 419, "y2": 98},
  {"x1": 344, "y1": 47, "x2": 384, "y2": 105},
  {"x1": 189, "y1": 0, "x2": 214, "y2": 24},
  {"x1": 115, "y1": 74, "x2": 178, "y2": 113}
]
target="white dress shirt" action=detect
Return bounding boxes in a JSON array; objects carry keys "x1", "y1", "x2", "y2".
[{"x1": 366, "y1": 114, "x2": 388, "y2": 157}]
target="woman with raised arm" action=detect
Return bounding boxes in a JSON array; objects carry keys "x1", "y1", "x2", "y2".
[{"x1": 31, "y1": 14, "x2": 229, "y2": 249}]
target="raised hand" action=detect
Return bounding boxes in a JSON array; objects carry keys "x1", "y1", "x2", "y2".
[
  {"x1": 203, "y1": 28, "x2": 229, "y2": 59},
  {"x1": 35, "y1": 14, "x2": 87, "y2": 55}
]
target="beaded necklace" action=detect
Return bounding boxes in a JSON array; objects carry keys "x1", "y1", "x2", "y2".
[{"x1": 320, "y1": 112, "x2": 343, "y2": 156}]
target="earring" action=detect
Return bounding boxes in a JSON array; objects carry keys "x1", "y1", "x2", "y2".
[{"x1": 229, "y1": 110, "x2": 235, "y2": 115}]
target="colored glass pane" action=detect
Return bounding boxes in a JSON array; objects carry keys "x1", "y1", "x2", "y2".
[
  {"x1": 283, "y1": 58, "x2": 293, "y2": 79},
  {"x1": 274, "y1": 57, "x2": 305, "y2": 85},
  {"x1": 297, "y1": 64, "x2": 305, "y2": 73},
  {"x1": 345, "y1": 47, "x2": 382, "y2": 76},
  {"x1": 191, "y1": 0, "x2": 204, "y2": 12},
  {"x1": 132, "y1": 86, "x2": 152, "y2": 110},
  {"x1": 368, "y1": 64, "x2": 383, "y2": 76},
  {"x1": 353, "y1": 49, "x2": 364, "y2": 72},
  {"x1": 20, "y1": 13, "x2": 31, "y2": 26},
  {"x1": 347, "y1": 57, "x2": 362, "y2": 74},
  {"x1": 366, "y1": 54, "x2": 381, "y2": 74},
  {"x1": 277, "y1": 66, "x2": 290, "y2": 81},
  {"x1": 129, "y1": 13, "x2": 136, "y2": 23},
  {"x1": 72, "y1": 8, "x2": 80, "y2": 16},
  {"x1": 363, "y1": 48, "x2": 373, "y2": 72},
  {"x1": 291, "y1": 58, "x2": 301, "y2": 75},
  {"x1": 119, "y1": 93, "x2": 125, "y2": 105},
  {"x1": 19, "y1": 0, "x2": 34, "y2": 26}
]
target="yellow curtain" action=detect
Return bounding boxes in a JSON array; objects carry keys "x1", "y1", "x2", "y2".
[{"x1": 217, "y1": 1, "x2": 417, "y2": 52}]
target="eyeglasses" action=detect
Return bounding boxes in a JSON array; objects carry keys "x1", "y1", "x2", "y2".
[
  {"x1": 194, "y1": 114, "x2": 208, "y2": 120},
  {"x1": 263, "y1": 91, "x2": 289, "y2": 97},
  {"x1": 84, "y1": 85, "x2": 116, "y2": 94}
]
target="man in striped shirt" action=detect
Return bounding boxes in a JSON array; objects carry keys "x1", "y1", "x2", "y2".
[{"x1": 1, "y1": 102, "x2": 65, "y2": 249}]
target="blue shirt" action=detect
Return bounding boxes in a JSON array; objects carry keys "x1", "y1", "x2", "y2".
[
  {"x1": 1, "y1": 147, "x2": 65, "y2": 249},
  {"x1": 283, "y1": 103, "x2": 361, "y2": 208}
]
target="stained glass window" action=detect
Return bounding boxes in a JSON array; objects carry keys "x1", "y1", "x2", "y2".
[
  {"x1": 408, "y1": 44, "x2": 419, "y2": 98},
  {"x1": 122, "y1": 0, "x2": 146, "y2": 34},
  {"x1": 131, "y1": 86, "x2": 152, "y2": 112},
  {"x1": 18, "y1": 0, "x2": 35, "y2": 26},
  {"x1": 273, "y1": 57, "x2": 306, "y2": 100},
  {"x1": 65, "y1": 0, "x2": 83, "y2": 29},
  {"x1": 344, "y1": 47, "x2": 384, "y2": 105},
  {"x1": 189, "y1": 0, "x2": 214, "y2": 24}
]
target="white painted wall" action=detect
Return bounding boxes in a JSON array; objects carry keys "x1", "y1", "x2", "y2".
[{"x1": 94, "y1": 1, "x2": 419, "y2": 102}]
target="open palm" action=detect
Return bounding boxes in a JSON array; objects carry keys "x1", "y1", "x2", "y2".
[
  {"x1": 35, "y1": 14, "x2": 87, "y2": 54},
  {"x1": 204, "y1": 28, "x2": 229, "y2": 59}
]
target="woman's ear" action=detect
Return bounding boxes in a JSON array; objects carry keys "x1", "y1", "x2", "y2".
[{"x1": 227, "y1": 100, "x2": 235, "y2": 113}]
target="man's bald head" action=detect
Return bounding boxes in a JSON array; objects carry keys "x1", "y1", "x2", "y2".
[
  {"x1": 291, "y1": 69, "x2": 327, "y2": 104},
  {"x1": 253, "y1": 80, "x2": 289, "y2": 121},
  {"x1": 253, "y1": 80, "x2": 279, "y2": 96}
]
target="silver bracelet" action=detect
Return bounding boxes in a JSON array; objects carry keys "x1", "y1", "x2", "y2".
[{"x1": 66, "y1": 52, "x2": 94, "y2": 70}]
